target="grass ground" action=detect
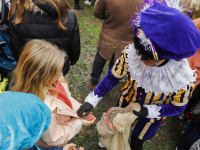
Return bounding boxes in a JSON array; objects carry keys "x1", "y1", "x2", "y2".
[{"x1": 67, "y1": 1, "x2": 186, "y2": 149}]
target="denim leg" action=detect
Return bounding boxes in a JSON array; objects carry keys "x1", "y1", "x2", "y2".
[
  {"x1": 91, "y1": 52, "x2": 106, "y2": 82},
  {"x1": 178, "y1": 122, "x2": 200, "y2": 150}
]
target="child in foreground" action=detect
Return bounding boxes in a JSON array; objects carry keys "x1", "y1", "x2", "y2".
[
  {"x1": 0, "y1": 91, "x2": 81, "y2": 150},
  {"x1": 10, "y1": 39, "x2": 96, "y2": 149}
]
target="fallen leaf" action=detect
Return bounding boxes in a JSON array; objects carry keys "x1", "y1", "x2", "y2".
[
  {"x1": 85, "y1": 130, "x2": 92, "y2": 134},
  {"x1": 155, "y1": 133, "x2": 159, "y2": 138},
  {"x1": 80, "y1": 129, "x2": 84, "y2": 135},
  {"x1": 77, "y1": 96, "x2": 82, "y2": 101}
]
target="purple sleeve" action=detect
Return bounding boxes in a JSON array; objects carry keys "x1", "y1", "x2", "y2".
[
  {"x1": 93, "y1": 70, "x2": 121, "y2": 97},
  {"x1": 160, "y1": 102, "x2": 188, "y2": 117},
  {"x1": 159, "y1": 83, "x2": 194, "y2": 117}
]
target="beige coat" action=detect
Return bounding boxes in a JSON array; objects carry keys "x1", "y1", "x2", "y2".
[
  {"x1": 94, "y1": 0, "x2": 143, "y2": 61},
  {"x1": 37, "y1": 81, "x2": 82, "y2": 147}
]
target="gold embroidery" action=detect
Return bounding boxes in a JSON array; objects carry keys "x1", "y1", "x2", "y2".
[
  {"x1": 132, "y1": 120, "x2": 138, "y2": 130},
  {"x1": 119, "y1": 96, "x2": 124, "y2": 108},
  {"x1": 131, "y1": 82, "x2": 138, "y2": 103},
  {"x1": 171, "y1": 82, "x2": 194, "y2": 106},
  {"x1": 143, "y1": 91, "x2": 153, "y2": 105},
  {"x1": 152, "y1": 93, "x2": 162, "y2": 102},
  {"x1": 111, "y1": 49, "x2": 128, "y2": 79},
  {"x1": 183, "y1": 82, "x2": 194, "y2": 103},
  {"x1": 138, "y1": 118, "x2": 154, "y2": 139},
  {"x1": 170, "y1": 100, "x2": 188, "y2": 106}
]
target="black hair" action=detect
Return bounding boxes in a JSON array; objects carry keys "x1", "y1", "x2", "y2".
[{"x1": 133, "y1": 36, "x2": 165, "y2": 61}]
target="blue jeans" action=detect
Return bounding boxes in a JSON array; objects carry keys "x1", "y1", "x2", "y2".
[{"x1": 178, "y1": 121, "x2": 200, "y2": 150}]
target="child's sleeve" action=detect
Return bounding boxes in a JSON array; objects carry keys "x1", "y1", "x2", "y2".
[{"x1": 41, "y1": 110, "x2": 82, "y2": 146}]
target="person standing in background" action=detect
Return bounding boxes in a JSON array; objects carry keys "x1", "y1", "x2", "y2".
[
  {"x1": 91, "y1": 0, "x2": 143, "y2": 84},
  {"x1": 8, "y1": 0, "x2": 81, "y2": 76},
  {"x1": 74, "y1": 0, "x2": 84, "y2": 10}
]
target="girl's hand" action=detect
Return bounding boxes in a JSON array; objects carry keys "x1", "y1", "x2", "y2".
[
  {"x1": 82, "y1": 112, "x2": 95, "y2": 121},
  {"x1": 63, "y1": 143, "x2": 77, "y2": 150},
  {"x1": 80, "y1": 115, "x2": 96, "y2": 126},
  {"x1": 78, "y1": 147, "x2": 84, "y2": 150}
]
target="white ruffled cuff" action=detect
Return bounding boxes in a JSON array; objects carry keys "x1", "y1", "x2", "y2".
[
  {"x1": 85, "y1": 91, "x2": 102, "y2": 108},
  {"x1": 144, "y1": 105, "x2": 161, "y2": 118}
]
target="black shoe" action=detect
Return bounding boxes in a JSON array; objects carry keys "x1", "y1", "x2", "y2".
[{"x1": 74, "y1": 5, "x2": 84, "y2": 10}]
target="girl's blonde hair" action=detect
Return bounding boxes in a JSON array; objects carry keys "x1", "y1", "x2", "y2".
[
  {"x1": 8, "y1": 0, "x2": 72, "y2": 30},
  {"x1": 10, "y1": 39, "x2": 66, "y2": 101}
]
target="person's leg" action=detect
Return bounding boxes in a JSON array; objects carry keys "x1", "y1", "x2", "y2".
[
  {"x1": 131, "y1": 134, "x2": 144, "y2": 150},
  {"x1": 178, "y1": 122, "x2": 200, "y2": 150},
  {"x1": 131, "y1": 118, "x2": 163, "y2": 150},
  {"x1": 74, "y1": 0, "x2": 84, "y2": 10},
  {"x1": 91, "y1": 51, "x2": 106, "y2": 84},
  {"x1": 108, "y1": 53, "x2": 115, "y2": 71}
]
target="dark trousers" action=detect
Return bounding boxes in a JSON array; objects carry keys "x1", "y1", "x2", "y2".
[
  {"x1": 131, "y1": 134, "x2": 144, "y2": 150},
  {"x1": 91, "y1": 51, "x2": 115, "y2": 82},
  {"x1": 178, "y1": 122, "x2": 200, "y2": 150},
  {"x1": 75, "y1": 0, "x2": 79, "y2": 5}
]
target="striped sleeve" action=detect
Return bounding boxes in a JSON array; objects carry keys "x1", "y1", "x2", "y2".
[
  {"x1": 111, "y1": 47, "x2": 129, "y2": 79},
  {"x1": 160, "y1": 81, "x2": 195, "y2": 117}
]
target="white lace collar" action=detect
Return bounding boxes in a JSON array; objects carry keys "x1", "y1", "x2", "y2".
[{"x1": 125, "y1": 44, "x2": 196, "y2": 96}]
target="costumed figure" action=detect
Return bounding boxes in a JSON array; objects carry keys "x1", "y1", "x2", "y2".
[{"x1": 77, "y1": 0, "x2": 200, "y2": 149}]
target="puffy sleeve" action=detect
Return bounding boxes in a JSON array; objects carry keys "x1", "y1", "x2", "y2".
[
  {"x1": 160, "y1": 81, "x2": 195, "y2": 117},
  {"x1": 85, "y1": 47, "x2": 129, "y2": 108}
]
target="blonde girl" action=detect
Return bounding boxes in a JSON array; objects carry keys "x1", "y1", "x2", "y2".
[{"x1": 10, "y1": 39, "x2": 95, "y2": 150}]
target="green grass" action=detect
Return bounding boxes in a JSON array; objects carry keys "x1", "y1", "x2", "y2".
[{"x1": 66, "y1": 1, "x2": 186, "y2": 149}]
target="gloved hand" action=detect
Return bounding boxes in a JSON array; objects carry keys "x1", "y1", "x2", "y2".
[
  {"x1": 132, "y1": 107, "x2": 148, "y2": 120},
  {"x1": 77, "y1": 102, "x2": 93, "y2": 118}
]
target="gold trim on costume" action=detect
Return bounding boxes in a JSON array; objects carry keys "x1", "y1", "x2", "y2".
[
  {"x1": 170, "y1": 99, "x2": 189, "y2": 106},
  {"x1": 138, "y1": 118, "x2": 154, "y2": 140},
  {"x1": 143, "y1": 91, "x2": 153, "y2": 105},
  {"x1": 132, "y1": 120, "x2": 138, "y2": 131},
  {"x1": 111, "y1": 49, "x2": 128, "y2": 79},
  {"x1": 152, "y1": 98, "x2": 168, "y2": 105},
  {"x1": 131, "y1": 82, "x2": 138, "y2": 103},
  {"x1": 170, "y1": 82, "x2": 194, "y2": 107},
  {"x1": 119, "y1": 96, "x2": 124, "y2": 108}
]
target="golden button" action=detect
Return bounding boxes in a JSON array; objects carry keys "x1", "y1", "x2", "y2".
[
  {"x1": 140, "y1": 93, "x2": 142, "y2": 95},
  {"x1": 139, "y1": 98, "x2": 141, "y2": 100}
]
